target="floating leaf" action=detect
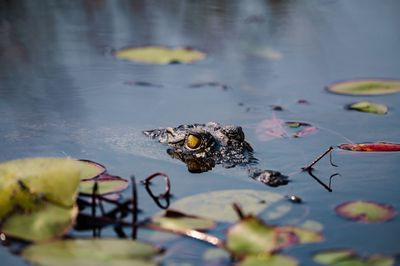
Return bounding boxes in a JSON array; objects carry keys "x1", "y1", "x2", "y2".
[
  {"x1": 293, "y1": 126, "x2": 318, "y2": 138},
  {"x1": 326, "y1": 79, "x2": 400, "y2": 95},
  {"x1": 313, "y1": 249, "x2": 395, "y2": 266},
  {"x1": 0, "y1": 157, "x2": 91, "y2": 242},
  {"x1": 285, "y1": 122, "x2": 311, "y2": 128},
  {"x1": 335, "y1": 200, "x2": 396, "y2": 223},
  {"x1": 339, "y1": 142, "x2": 400, "y2": 152},
  {"x1": 114, "y1": 46, "x2": 205, "y2": 64},
  {"x1": 78, "y1": 159, "x2": 107, "y2": 180},
  {"x1": 2, "y1": 203, "x2": 78, "y2": 242},
  {"x1": 22, "y1": 239, "x2": 162, "y2": 266},
  {"x1": 226, "y1": 216, "x2": 297, "y2": 256},
  {"x1": 0, "y1": 158, "x2": 83, "y2": 216},
  {"x1": 238, "y1": 254, "x2": 298, "y2": 266},
  {"x1": 167, "y1": 189, "x2": 285, "y2": 222},
  {"x1": 79, "y1": 174, "x2": 129, "y2": 195},
  {"x1": 151, "y1": 209, "x2": 215, "y2": 231},
  {"x1": 346, "y1": 101, "x2": 388, "y2": 115}
]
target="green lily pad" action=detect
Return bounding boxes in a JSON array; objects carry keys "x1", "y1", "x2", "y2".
[
  {"x1": 0, "y1": 157, "x2": 89, "y2": 242},
  {"x1": 226, "y1": 216, "x2": 297, "y2": 256},
  {"x1": 114, "y1": 46, "x2": 206, "y2": 64},
  {"x1": 313, "y1": 249, "x2": 395, "y2": 266},
  {"x1": 313, "y1": 249, "x2": 355, "y2": 265},
  {"x1": 78, "y1": 159, "x2": 106, "y2": 180},
  {"x1": 2, "y1": 203, "x2": 78, "y2": 242},
  {"x1": 0, "y1": 157, "x2": 83, "y2": 217},
  {"x1": 238, "y1": 254, "x2": 298, "y2": 266},
  {"x1": 79, "y1": 175, "x2": 129, "y2": 195},
  {"x1": 335, "y1": 200, "x2": 396, "y2": 223},
  {"x1": 167, "y1": 189, "x2": 286, "y2": 223},
  {"x1": 326, "y1": 79, "x2": 400, "y2": 95},
  {"x1": 151, "y1": 209, "x2": 216, "y2": 231},
  {"x1": 346, "y1": 101, "x2": 388, "y2": 115},
  {"x1": 22, "y1": 239, "x2": 162, "y2": 266}
]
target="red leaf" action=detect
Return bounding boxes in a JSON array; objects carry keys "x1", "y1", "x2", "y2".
[
  {"x1": 293, "y1": 127, "x2": 318, "y2": 138},
  {"x1": 255, "y1": 115, "x2": 289, "y2": 141},
  {"x1": 339, "y1": 142, "x2": 400, "y2": 152}
]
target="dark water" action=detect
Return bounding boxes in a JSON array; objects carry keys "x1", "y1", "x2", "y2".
[{"x1": 1, "y1": 0, "x2": 400, "y2": 265}]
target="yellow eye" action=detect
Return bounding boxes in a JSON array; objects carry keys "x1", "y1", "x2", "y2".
[{"x1": 186, "y1": 134, "x2": 201, "y2": 149}]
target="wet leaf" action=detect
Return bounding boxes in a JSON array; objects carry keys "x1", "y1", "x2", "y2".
[
  {"x1": 313, "y1": 249, "x2": 395, "y2": 266},
  {"x1": 167, "y1": 189, "x2": 285, "y2": 222},
  {"x1": 313, "y1": 249, "x2": 357, "y2": 265},
  {"x1": 285, "y1": 121, "x2": 311, "y2": 128},
  {"x1": 0, "y1": 157, "x2": 83, "y2": 217},
  {"x1": 0, "y1": 157, "x2": 93, "y2": 242},
  {"x1": 293, "y1": 126, "x2": 318, "y2": 138},
  {"x1": 238, "y1": 254, "x2": 298, "y2": 266},
  {"x1": 114, "y1": 46, "x2": 205, "y2": 64},
  {"x1": 226, "y1": 216, "x2": 297, "y2": 256},
  {"x1": 151, "y1": 209, "x2": 216, "y2": 231},
  {"x1": 346, "y1": 101, "x2": 388, "y2": 115},
  {"x1": 78, "y1": 159, "x2": 107, "y2": 180},
  {"x1": 79, "y1": 174, "x2": 129, "y2": 195},
  {"x1": 335, "y1": 200, "x2": 396, "y2": 223},
  {"x1": 326, "y1": 79, "x2": 400, "y2": 95},
  {"x1": 338, "y1": 142, "x2": 400, "y2": 152},
  {"x1": 22, "y1": 239, "x2": 162, "y2": 266},
  {"x1": 2, "y1": 203, "x2": 78, "y2": 242}
]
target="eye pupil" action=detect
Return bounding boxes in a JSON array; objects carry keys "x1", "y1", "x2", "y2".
[{"x1": 186, "y1": 134, "x2": 201, "y2": 149}]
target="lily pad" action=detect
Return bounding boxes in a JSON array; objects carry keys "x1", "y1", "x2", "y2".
[
  {"x1": 326, "y1": 79, "x2": 400, "y2": 95},
  {"x1": 338, "y1": 142, "x2": 400, "y2": 152},
  {"x1": 22, "y1": 239, "x2": 162, "y2": 266},
  {"x1": 0, "y1": 157, "x2": 83, "y2": 216},
  {"x1": 1, "y1": 203, "x2": 78, "y2": 242},
  {"x1": 78, "y1": 159, "x2": 107, "y2": 180},
  {"x1": 346, "y1": 101, "x2": 388, "y2": 115},
  {"x1": 313, "y1": 249, "x2": 395, "y2": 266},
  {"x1": 335, "y1": 200, "x2": 396, "y2": 223},
  {"x1": 79, "y1": 174, "x2": 129, "y2": 195},
  {"x1": 151, "y1": 209, "x2": 216, "y2": 231},
  {"x1": 226, "y1": 216, "x2": 297, "y2": 256},
  {"x1": 313, "y1": 249, "x2": 356, "y2": 265},
  {"x1": 238, "y1": 254, "x2": 298, "y2": 266},
  {"x1": 0, "y1": 157, "x2": 91, "y2": 242},
  {"x1": 114, "y1": 46, "x2": 205, "y2": 64},
  {"x1": 167, "y1": 189, "x2": 285, "y2": 223}
]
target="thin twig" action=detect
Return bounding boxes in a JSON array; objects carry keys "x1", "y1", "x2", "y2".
[
  {"x1": 306, "y1": 169, "x2": 333, "y2": 192},
  {"x1": 91, "y1": 181, "x2": 98, "y2": 237},
  {"x1": 232, "y1": 202, "x2": 246, "y2": 219},
  {"x1": 302, "y1": 146, "x2": 335, "y2": 171},
  {"x1": 142, "y1": 172, "x2": 171, "y2": 209},
  {"x1": 143, "y1": 223, "x2": 224, "y2": 248},
  {"x1": 131, "y1": 175, "x2": 138, "y2": 240}
]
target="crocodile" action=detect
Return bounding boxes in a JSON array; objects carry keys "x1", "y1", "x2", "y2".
[{"x1": 143, "y1": 122, "x2": 288, "y2": 187}]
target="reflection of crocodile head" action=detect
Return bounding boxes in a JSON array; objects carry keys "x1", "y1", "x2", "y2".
[{"x1": 143, "y1": 122, "x2": 257, "y2": 173}]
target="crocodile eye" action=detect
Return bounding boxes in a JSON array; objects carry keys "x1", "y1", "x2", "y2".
[{"x1": 186, "y1": 134, "x2": 201, "y2": 150}]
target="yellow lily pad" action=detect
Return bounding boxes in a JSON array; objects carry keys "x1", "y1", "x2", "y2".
[
  {"x1": 326, "y1": 79, "x2": 400, "y2": 95},
  {"x1": 346, "y1": 101, "x2": 388, "y2": 115},
  {"x1": 114, "y1": 46, "x2": 206, "y2": 64},
  {"x1": 335, "y1": 200, "x2": 396, "y2": 223}
]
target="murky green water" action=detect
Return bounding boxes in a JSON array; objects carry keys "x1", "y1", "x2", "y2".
[{"x1": 1, "y1": 1, "x2": 400, "y2": 265}]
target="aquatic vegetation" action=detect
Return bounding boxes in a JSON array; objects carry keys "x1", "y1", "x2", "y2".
[
  {"x1": 114, "y1": 46, "x2": 205, "y2": 64},
  {"x1": 326, "y1": 79, "x2": 400, "y2": 95}
]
